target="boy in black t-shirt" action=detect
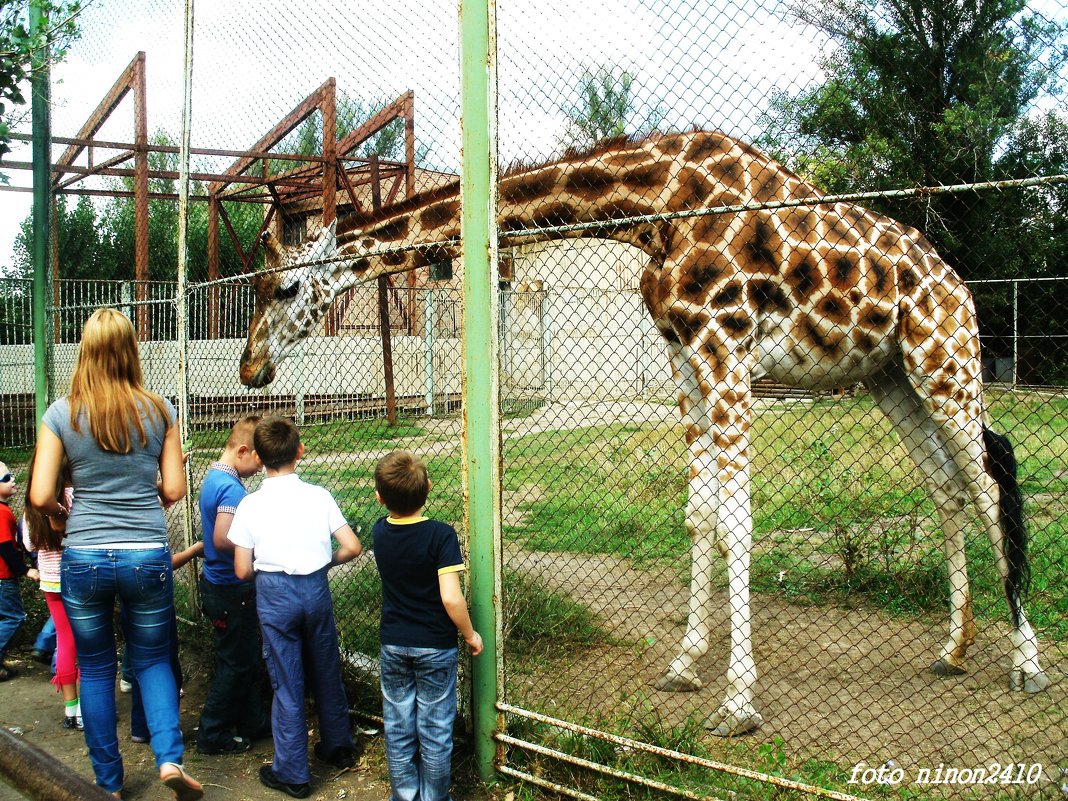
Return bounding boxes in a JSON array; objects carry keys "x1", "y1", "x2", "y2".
[{"x1": 372, "y1": 451, "x2": 482, "y2": 801}]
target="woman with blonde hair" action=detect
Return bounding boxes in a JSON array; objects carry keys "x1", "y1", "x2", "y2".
[{"x1": 30, "y1": 308, "x2": 202, "y2": 801}]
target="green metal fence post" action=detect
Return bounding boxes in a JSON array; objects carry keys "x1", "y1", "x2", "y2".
[
  {"x1": 459, "y1": 0, "x2": 501, "y2": 785},
  {"x1": 30, "y1": 0, "x2": 52, "y2": 426}
]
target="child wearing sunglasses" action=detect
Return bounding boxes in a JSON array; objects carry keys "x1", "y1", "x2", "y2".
[{"x1": 0, "y1": 464, "x2": 38, "y2": 681}]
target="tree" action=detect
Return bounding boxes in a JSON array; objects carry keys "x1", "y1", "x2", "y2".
[
  {"x1": 0, "y1": 0, "x2": 81, "y2": 160},
  {"x1": 758, "y1": 0, "x2": 1068, "y2": 282},
  {"x1": 557, "y1": 65, "x2": 665, "y2": 151},
  {"x1": 759, "y1": 0, "x2": 1068, "y2": 382}
]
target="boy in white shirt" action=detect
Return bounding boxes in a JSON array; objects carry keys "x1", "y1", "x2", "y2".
[{"x1": 228, "y1": 417, "x2": 362, "y2": 799}]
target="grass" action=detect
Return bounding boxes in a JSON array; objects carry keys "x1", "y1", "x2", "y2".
[
  {"x1": 187, "y1": 416, "x2": 428, "y2": 454},
  {"x1": 502, "y1": 393, "x2": 1068, "y2": 640}
]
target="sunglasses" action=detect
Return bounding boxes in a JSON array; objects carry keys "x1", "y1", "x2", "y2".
[{"x1": 0, "y1": 474, "x2": 12, "y2": 484}]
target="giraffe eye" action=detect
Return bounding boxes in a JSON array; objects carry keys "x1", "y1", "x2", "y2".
[{"x1": 275, "y1": 280, "x2": 299, "y2": 301}]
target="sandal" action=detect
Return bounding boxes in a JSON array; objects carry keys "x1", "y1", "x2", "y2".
[
  {"x1": 160, "y1": 762, "x2": 203, "y2": 801},
  {"x1": 0, "y1": 666, "x2": 18, "y2": 682}
]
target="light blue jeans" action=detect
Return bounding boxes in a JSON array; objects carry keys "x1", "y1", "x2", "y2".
[
  {"x1": 0, "y1": 578, "x2": 26, "y2": 659},
  {"x1": 62, "y1": 548, "x2": 183, "y2": 793},
  {"x1": 380, "y1": 644, "x2": 458, "y2": 801}
]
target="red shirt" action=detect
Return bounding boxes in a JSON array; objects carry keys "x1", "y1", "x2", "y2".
[{"x1": 0, "y1": 504, "x2": 17, "y2": 579}]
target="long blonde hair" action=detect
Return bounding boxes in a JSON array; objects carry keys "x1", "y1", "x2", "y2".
[{"x1": 68, "y1": 308, "x2": 170, "y2": 453}]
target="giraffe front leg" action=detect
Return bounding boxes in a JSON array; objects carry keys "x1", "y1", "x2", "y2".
[
  {"x1": 653, "y1": 484, "x2": 718, "y2": 692},
  {"x1": 653, "y1": 372, "x2": 718, "y2": 693},
  {"x1": 704, "y1": 460, "x2": 762, "y2": 736}
]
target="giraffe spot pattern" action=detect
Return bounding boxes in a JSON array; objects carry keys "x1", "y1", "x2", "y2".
[
  {"x1": 668, "y1": 167, "x2": 716, "y2": 212},
  {"x1": 712, "y1": 282, "x2": 743, "y2": 307},
  {"x1": 831, "y1": 255, "x2": 858, "y2": 290},
  {"x1": 667, "y1": 309, "x2": 709, "y2": 344},
  {"x1": 373, "y1": 218, "x2": 410, "y2": 241},
  {"x1": 565, "y1": 167, "x2": 617, "y2": 199},
  {"x1": 744, "y1": 219, "x2": 779, "y2": 273},
  {"x1": 786, "y1": 257, "x2": 819, "y2": 302},
  {"x1": 500, "y1": 171, "x2": 560, "y2": 205},
  {"x1": 718, "y1": 312, "x2": 753, "y2": 336},
  {"x1": 707, "y1": 156, "x2": 744, "y2": 185},
  {"x1": 680, "y1": 261, "x2": 727, "y2": 301},
  {"x1": 419, "y1": 201, "x2": 460, "y2": 230},
  {"x1": 748, "y1": 279, "x2": 791, "y2": 315},
  {"x1": 685, "y1": 132, "x2": 732, "y2": 163},
  {"x1": 817, "y1": 293, "x2": 851, "y2": 323},
  {"x1": 803, "y1": 318, "x2": 842, "y2": 355}
]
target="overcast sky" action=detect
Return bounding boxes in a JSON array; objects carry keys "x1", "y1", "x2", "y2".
[{"x1": 0, "y1": 0, "x2": 832, "y2": 273}]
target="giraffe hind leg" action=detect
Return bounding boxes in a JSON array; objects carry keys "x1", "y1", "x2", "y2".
[
  {"x1": 896, "y1": 329, "x2": 1047, "y2": 692},
  {"x1": 983, "y1": 427, "x2": 1049, "y2": 693},
  {"x1": 866, "y1": 364, "x2": 976, "y2": 675}
]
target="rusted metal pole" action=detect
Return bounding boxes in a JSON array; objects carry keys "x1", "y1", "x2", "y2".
[
  {"x1": 133, "y1": 52, "x2": 151, "y2": 339},
  {"x1": 371, "y1": 155, "x2": 398, "y2": 426},
  {"x1": 0, "y1": 727, "x2": 115, "y2": 801}
]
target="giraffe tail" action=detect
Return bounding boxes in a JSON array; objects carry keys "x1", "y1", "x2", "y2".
[{"x1": 982, "y1": 426, "x2": 1029, "y2": 627}]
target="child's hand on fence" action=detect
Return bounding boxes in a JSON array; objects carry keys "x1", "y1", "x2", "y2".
[{"x1": 465, "y1": 631, "x2": 483, "y2": 657}]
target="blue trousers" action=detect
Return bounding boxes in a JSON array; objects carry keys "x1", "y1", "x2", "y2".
[
  {"x1": 62, "y1": 548, "x2": 184, "y2": 793},
  {"x1": 35, "y1": 615, "x2": 57, "y2": 654},
  {"x1": 0, "y1": 578, "x2": 27, "y2": 660},
  {"x1": 256, "y1": 568, "x2": 352, "y2": 785},
  {"x1": 380, "y1": 645, "x2": 459, "y2": 801},
  {"x1": 198, "y1": 576, "x2": 269, "y2": 747}
]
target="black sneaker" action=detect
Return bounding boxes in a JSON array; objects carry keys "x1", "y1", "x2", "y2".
[
  {"x1": 31, "y1": 649, "x2": 52, "y2": 665},
  {"x1": 196, "y1": 734, "x2": 252, "y2": 755},
  {"x1": 313, "y1": 741, "x2": 356, "y2": 769},
  {"x1": 63, "y1": 715, "x2": 84, "y2": 731},
  {"x1": 258, "y1": 765, "x2": 310, "y2": 799}
]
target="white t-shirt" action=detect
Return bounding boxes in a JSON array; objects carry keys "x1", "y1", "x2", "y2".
[{"x1": 227, "y1": 473, "x2": 347, "y2": 575}]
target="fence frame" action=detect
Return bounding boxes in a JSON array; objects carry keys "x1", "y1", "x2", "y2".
[{"x1": 18, "y1": 2, "x2": 1067, "y2": 800}]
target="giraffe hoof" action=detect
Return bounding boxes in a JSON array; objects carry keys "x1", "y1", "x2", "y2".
[
  {"x1": 705, "y1": 708, "x2": 763, "y2": 737},
  {"x1": 1009, "y1": 669, "x2": 1050, "y2": 694},
  {"x1": 652, "y1": 673, "x2": 703, "y2": 692},
  {"x1": 931, "y1": 658, "x2": 967, "y2": 677}
]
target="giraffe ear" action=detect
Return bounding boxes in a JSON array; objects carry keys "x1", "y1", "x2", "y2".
[{"x1": 261, "y1": 230, "x2": 284, "y2": 263}]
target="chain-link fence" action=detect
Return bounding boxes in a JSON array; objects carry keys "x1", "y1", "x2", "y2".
[{"x1": 3, "y1": 0, "x2": 1067, "y2": 798}]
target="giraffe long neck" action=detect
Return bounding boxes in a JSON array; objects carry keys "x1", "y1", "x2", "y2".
[{"x1": 321, "y1": 130, "x2": 801, "y2": 291}]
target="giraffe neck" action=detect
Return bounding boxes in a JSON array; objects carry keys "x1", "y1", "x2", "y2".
[{"x1": 318, "y1": 130, "x2": 796, "y2": 290}]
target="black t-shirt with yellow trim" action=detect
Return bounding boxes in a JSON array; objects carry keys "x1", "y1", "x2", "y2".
[{"x1": 372, "y1": 515, "x2": 465, "y2": 648}]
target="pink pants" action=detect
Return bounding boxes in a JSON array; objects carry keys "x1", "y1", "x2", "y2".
[{"x1": 44, "y1": 591, "x2": 78, "y2": 688}]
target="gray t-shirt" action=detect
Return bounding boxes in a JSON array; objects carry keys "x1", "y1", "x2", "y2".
[{"x1": 43, "y1": 395, "x2": 176, "y2": 547}]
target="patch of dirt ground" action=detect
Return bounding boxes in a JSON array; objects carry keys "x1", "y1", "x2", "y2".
[
  {"x1": 507, "y1": 546, "x2": 1068, "y2": 797},
  {"x1": 0, "y1": 654, "x2": 397, "y2": 801}
]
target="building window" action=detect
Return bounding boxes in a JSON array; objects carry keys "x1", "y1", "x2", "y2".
[{"x1": 282, "y1": 215, "x2": 308, "y2": 246}]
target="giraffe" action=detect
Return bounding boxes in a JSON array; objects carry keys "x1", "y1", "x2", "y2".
[{"x1": 239, "y1": 130, "x2": 1048, "y2": 735}]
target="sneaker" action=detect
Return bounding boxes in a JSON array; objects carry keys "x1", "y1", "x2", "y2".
[
  {"x1": 119, "y1": 678, "x2": 133, "y2": 693},
  {"x1": 258, "y1": 765, "x2": 310, "y2": 799},
  {"x1": 31, "y1": 649, "x2": 52, "y2": 665},
  {"x1": 197, "y1": 734, "x2": 252, "y2": 755},
  {"x1": 131, "y1": 733, "x2": 150, "y2": 744},
  {"x1": 63, "y1": 715, "x2": 84, "y2": 731},
  {"x1": 313, "y1": 742, "x2": 356, "y2": 769}
]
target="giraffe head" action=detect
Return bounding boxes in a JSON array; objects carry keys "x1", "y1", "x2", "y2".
[{"x1": 239, "y1": 220, "x2": 339, "y2": 388}]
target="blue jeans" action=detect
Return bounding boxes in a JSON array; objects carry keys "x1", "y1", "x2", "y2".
[
  {"x1": 0, "y1": 578, "x2": 27, "y2": 659},
  {"x1": 380, "y1": 645, "x2": 458, "y2": 801},
  {"x1": 34, "y1": 615, "x2": 57, "y2": 654},
  {"x1": 62, "y1": 548, "x2": 184, "y2": 793},
  {"x1": 256, "y1": 569, "x2": 352, "y2": 785}
]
